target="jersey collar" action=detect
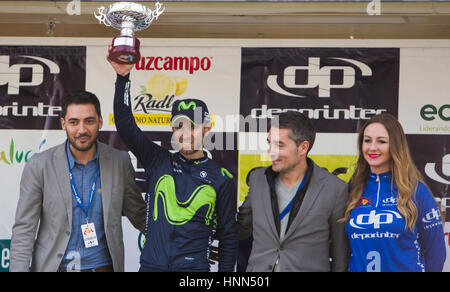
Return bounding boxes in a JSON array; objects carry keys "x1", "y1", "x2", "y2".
[{"x1": 175, "y1": 151, "x2": 209, "y2": 165}]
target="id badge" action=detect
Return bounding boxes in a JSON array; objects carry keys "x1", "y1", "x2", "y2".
[{"x1": 81, "y1": 222, "x2": 99, "y2": 248}]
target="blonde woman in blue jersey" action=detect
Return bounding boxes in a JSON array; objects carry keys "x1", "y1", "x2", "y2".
[{"x1": 341, "y1": 113, "x2": 446, "y2": 272}]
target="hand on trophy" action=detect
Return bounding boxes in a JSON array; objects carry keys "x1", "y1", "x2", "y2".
[{"x1": 107, "y1": 44, "x2": 134, "y2": 76}]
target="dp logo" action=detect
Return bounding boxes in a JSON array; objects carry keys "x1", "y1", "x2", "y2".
[
  {"x1": 0, "y1": 55, "x2": 60, "y2": 95},
  {"x1": 267, "y1": 57, "x2": 372, "y2": 98}
]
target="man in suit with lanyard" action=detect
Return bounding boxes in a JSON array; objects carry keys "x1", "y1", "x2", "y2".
[
  {"x1": 10, "y1": 91, "x2": 146, "y2": 272},
  {"x1": 238, "y1": 111, "x2": 350, "y2": 272}
]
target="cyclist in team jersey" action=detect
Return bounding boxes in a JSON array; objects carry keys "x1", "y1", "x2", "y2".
[{"x1": 107, "y1": 46, "x2": 237, "y2": 272}]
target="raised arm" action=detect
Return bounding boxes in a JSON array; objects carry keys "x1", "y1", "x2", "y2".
[{"x1": 108, "y1": 46, "x2": 167, "y2": 169}]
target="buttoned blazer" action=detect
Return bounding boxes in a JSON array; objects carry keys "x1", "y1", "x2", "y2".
[
  {"x1": 10, "y1": 141, "x2": 146, "y2": 272},
  {"x1": 238, "y1": 162, "x2": 350, "y2": 272}
]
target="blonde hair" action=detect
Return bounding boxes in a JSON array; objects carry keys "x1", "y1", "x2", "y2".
[{"x1": 341, "y1": 114, "x2": 424, "y2": 231}]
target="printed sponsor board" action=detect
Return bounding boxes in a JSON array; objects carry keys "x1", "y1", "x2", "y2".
[
  {"x1": 415, "y1": 103, "x2": 450, "y2": 134},
  {"x1": 238, "y1": 154, "x2": 357, "y2": 204},
  {"x1": 398, "y1": 48, "x2": 450, "y2": 135},
  {"x1": 0, "y1": 40, "x2": 448, "y2": 271},
  {"x1": 86, "y1": 46, "x2": 241, "y2": 132},
  {"x1": 407, "y1": 134, "x2": 450, "y2": 220},
  {"x1": 240, "y1": 48, "x2": 399, "y2": 133},
  {"x1": 0, "y1": 46, "x2": 86, "y2": 129},
  {"x1": 0, "y1": 130, "x2": 66, "y2": 243}
]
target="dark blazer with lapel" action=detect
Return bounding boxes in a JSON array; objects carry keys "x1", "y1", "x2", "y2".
[
  {"x1": 10, "y1": 141, "x2": 146, "y2": 272},
  {"x1": 238, "y1": 160, "x2": 350, "y2": 272}
]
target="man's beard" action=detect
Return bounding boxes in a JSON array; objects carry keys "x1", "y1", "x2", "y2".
[
  {"x1": 171, "y1": 134, "x2": 204, "y2": 155},
  {"x1": 67, "y1": 133, "x2": 97, "y2": 152},
  {"x1": 179, "y1": 148, "x2": 201, "y2": 156}
]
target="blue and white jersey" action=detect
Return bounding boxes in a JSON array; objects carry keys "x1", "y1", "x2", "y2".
[{"x1": 346, "y1": 171, "x2": 446, "y2": 272}]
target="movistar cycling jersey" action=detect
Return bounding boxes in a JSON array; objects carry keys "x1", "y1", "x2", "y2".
[
  {"x1": 114, "y1": 73, "x2": 237, "y2": 271},
  {"x1": 346, "y1": 171, "x2": 446, "y2": 272}
]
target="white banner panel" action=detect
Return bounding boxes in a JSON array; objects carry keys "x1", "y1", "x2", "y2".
[
  {"x1": 0, "y1": 130, "x2": 66, "y2": 239},
  {"x1": 86, "y1": 45, "x2": 241, "y2": 132},
  {"x1": 398, "y1": 48, "x2": 450, "y2": 135}
]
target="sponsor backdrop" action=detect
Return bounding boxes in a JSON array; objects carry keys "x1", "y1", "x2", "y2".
[{"x1": 0, "y1": 38, "x2": 448, "y2": 272}]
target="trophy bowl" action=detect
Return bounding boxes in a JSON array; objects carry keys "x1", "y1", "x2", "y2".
[{"x1": 95, "y1": 2, "x2": 164, "y2": 64}]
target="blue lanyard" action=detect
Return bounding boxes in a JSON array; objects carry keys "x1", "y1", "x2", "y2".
[
  {"x1": 66, "y1": 150, "x2": 100, "y2": 223},
  {"x1": 279, "y1": 175, "x2": 307, "y2": 222}
]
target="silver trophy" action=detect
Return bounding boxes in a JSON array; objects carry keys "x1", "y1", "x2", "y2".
[{"x1": 95, "y1": 2, "x2": 165, "y2": 64}]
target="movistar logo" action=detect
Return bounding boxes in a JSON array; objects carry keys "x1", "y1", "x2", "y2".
[
  {"x1": 221, "y1": 167, "x2": 233, "y2": 179},
  {"x1": 153, "y1": 175, "x2": 216, "y2": 226},
  {"x1": 178, "y1": 101, "x2": 196, "y2": 111}
]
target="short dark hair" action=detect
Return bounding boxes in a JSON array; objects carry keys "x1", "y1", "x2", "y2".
[
  {"x1": 271, "y1": 111, "x2": 316, "y2": 153},
  {"x1": 61, "y1": 91, "x2": 101, "y2": 118}
]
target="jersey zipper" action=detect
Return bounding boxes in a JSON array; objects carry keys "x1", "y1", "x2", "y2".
[{"x1": 375, "y1": 174, "x2": 380, "y2": 207}]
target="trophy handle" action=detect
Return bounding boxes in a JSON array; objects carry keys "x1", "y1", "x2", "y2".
[
  {"x1": 144, "y1": 2, "x2": 165, "y2": 26},
  {"x1": 94, "y1": 6, "x2": 111, "y2": 27}
]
